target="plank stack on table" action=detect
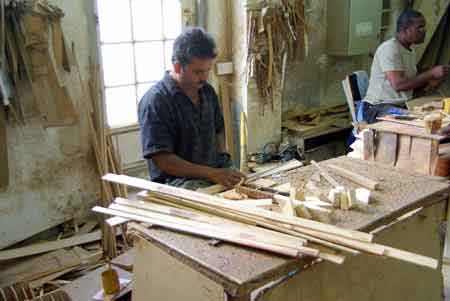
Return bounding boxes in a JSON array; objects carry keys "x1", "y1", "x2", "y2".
[{"x1": 93, "y1": 172, "x2": 440, "y2": 270}]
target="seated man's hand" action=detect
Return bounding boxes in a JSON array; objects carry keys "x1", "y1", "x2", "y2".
[
  {"x1": 430, "y1": 65, "x2": 450, "y2": 80},
  {"x1": 208, "y1": 169, "x2": 246, "y2": 188}
]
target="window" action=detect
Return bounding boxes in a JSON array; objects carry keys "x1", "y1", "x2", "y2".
[{"x1": 96, "y1": 0, "x2": 182, "y2": 128}]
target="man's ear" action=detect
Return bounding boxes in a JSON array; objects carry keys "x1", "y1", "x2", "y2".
[{"x1": 173, "y1": 63, "x2": 182, "y2": 74}]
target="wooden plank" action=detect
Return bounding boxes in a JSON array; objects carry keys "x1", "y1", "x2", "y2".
[
  {"x1": 246, "y1": 160, "x2": 303, "y2": 182},
  {"x1": 377, "y1": 116, "x2": 426, "y2": 128},
  {"x1": 220, "y1": 80, "x2": 235, "y2": 160},
  {"x1": 78, "y1": 220, "x2": 98, "y2": 234},
  {"x1": 51, "y1": 20, "x2": 70, "y2": 72},
  {"x1": 362, "y1": 129, "x2": 375, "y2": 161},
  {"x1": 367, "y1": 121, "x2": 445, "y2": 141},
  {"x1": 0, "y1": 108, "x2": 8, "y2": 191},
  {"x1": 395, "y1": 135, "x2": 412, "y2": 170},
  {"x1": 102, "y1": 174, "x2": 374, "y2": 243},
  {"x1": 310, "y1": 161, "x2": 340, "y2": 187},
  {"x1": 0, "y1": 249, "x2": 81, "y2": 287},
  {"x1": 374, "y1": 132, "x2": 398, "y2": 166},
  {"x1": 0, "y1": 231, "x2": 102, "y2": 261},
  {"x1": 325, "y1": 164, "x2": 379, "y2": 190},
  {"x1": 410, "y1": 137, "x2": 434, "y2": 175}
]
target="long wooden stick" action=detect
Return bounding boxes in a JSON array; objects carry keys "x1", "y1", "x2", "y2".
[
  {"x1": 310, "y1": 160, "x2": 340, "y2": 187},
  {"x1": 326, "y1": 164, "x2": 379, "y2": 190},
  {"x1": 102, "y1": 174, "x2": 373, "y2": 243}
]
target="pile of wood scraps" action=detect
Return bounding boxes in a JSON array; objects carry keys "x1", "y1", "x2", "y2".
[
  {"x1": 282, "y1": 104, "x2": 351, "y2": 138},
  {"x1": 0, "y1": 218, "x2": 113, "y2": 298},
  {"x1": 246, "y1": 0, "x2": 305, "y2": 108},
  {"x1": 93, "y1": 172, "x2": 439, "y2": 270},
  {"x1": 2, "y1": 0, "x2": 78, "y2": 127}
]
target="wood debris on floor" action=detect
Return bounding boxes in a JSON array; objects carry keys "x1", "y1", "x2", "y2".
[
  {"x1": 282, "y1": 104, "x2": 352, "y2": 138},
  {"x1": 0, "y1": 217, "x2": 130, "y2": 299}
]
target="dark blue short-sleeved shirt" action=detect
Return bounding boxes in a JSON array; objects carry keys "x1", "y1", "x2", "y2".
[{"x1": 138, "y1": 71, "x2": 224, "y2": 183}]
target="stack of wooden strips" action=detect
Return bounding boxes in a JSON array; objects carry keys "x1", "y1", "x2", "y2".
[{"x1": 93, "y1": 173, "x2": 439, "y2": 270}]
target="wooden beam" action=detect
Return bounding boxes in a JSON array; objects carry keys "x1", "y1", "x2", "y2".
[
  {"x1": 0, "y1": 231, "x2": 101, "y2": 261},
  {"x1": 326, "y1": 164, "x2": 379, "y2": 190}
]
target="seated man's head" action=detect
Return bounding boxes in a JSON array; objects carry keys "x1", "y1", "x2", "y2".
[
  {"x1": 396, "y1": 9, "x2": 426, "y2": 45},
  {"x1": 171, "y1": 27, "x2": 217, "y2": 90}
]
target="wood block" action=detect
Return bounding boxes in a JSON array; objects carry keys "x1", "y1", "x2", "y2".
[{"x1": 375, "y1": 132, "x2": 398, "y2": 166}]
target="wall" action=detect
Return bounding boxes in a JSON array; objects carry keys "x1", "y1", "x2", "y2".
[{"x1": 0, "y1": 0, "x2": 100, "y2": 249}]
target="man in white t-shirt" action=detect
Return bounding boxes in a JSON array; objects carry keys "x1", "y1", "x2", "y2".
[{"x1": 362, "y1": 9, "x2": 450, "y2": 123}]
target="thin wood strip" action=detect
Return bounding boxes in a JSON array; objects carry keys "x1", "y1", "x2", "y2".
[
  {"x1": 310, "y1": 160, "x2": 340, "y2": 187},
  {"x1": 246, "y1": 160, "x2": 303, "y2": 182},
  {"x1": 325, "y1": 164, "x2": 379, "y2": 190}
]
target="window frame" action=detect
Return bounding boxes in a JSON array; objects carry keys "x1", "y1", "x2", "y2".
[{"x1": 95, "y1": 0, "x2": 182, "y2": 130}]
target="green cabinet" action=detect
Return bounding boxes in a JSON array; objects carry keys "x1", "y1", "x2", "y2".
[{"x1": 327, "y1": 0, "x2": 383, "y2": 56}]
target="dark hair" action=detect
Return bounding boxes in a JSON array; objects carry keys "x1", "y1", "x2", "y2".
[
  {"x1": 171, "y1": 27, "x2": 217, "y2": 66},
  {"x1": 397, "y1": 9, "x2": 424, "y2": 33}
]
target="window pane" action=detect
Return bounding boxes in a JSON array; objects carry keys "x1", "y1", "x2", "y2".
[
  {"x1": 131, "y1": 0, "x2": 163, "y2": 41},
  {"x1": 97, "y1": 0, "x2": 132, "y2": 42},
  {"x1": 163, "y1": 0, "x2": 182, "y2": 39},
  {"x1": 135, "y1": 42, "x2": 165, "y2": 83},
  {"x1": 164, "y1": 40, "x2": 174, "y2": 71},
  {"x1": 105, "y1": 86, "x2": 137, "y2": 127},
  {"x1": 137, "y1": 82, "x2": 155, "y2": 102},
  {"x1": 101, "y1": 44, "x2": 135, "y2": 86}
]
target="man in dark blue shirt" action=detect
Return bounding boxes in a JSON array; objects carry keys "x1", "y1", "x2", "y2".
[{"x1": 138, "y1": 27, "x2": 245, "y2": 189}]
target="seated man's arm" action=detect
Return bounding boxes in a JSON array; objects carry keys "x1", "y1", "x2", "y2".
[
  {"x1": 152, "y1": 152, "x2": 244, "y2": 188},
  {"x1": 386, "y1": 65, "x2": 450, "y2": 92},
  {"x1": 216, "y1": 130, "x2": 227, "y2": 153}
]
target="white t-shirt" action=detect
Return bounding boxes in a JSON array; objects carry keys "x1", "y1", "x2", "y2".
[{"x1": 364, "y1": 38, "x2": 417, "y2": 105}]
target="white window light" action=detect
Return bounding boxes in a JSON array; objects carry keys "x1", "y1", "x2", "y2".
[{"x1": 96, "y1": 0, "x2": 182, "y2": 128}]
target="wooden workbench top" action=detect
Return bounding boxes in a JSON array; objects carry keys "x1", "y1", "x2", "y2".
[{"x1": 133, "y1": 157, "x2": 450, "y2": 297}]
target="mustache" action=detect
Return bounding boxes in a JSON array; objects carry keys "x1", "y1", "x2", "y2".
[{"x1": 198, "y1": 80, "x2": 207, "y2": 86}]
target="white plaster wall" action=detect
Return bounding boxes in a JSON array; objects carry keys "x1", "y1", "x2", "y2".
[{"x1": 0, "y1": 0, "x2": 100, "y2": 249}]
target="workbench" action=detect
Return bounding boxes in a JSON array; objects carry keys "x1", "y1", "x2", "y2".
[{"x1": 132, "y1": 157, "x2": 450, "y2": 301}]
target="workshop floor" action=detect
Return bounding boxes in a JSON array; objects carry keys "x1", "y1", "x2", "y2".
[{"x1": 444, "y1": 264, "x2": 450, "y2": 300}]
